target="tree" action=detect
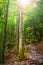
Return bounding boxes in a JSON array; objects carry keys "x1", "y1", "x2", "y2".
[
  {"x1": 2, "y1": 0, "x2": 9, "y2": 63},
  {"x1": 18, "y1": 3, "x2": 24, "y2": 60}
]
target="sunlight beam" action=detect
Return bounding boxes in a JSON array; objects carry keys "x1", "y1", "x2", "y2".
[{"x1": 18, "y1": 0, "x2": 30, "y2": 6}]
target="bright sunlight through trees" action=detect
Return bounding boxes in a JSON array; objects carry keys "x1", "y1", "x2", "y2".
[{"x1": 18, "y1": 0, "x2": 30, "y2": 6}]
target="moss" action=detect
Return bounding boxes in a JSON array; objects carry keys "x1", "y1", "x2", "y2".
[{"x1": 18, "y1": 47, "x2": 25, "y2": 60}]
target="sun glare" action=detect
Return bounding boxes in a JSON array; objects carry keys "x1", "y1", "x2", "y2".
[
  {"x1": 19, "y1": 0, "x2": 30, "y2": 6},
  {"x1": 17, "y1": 0, "x2": 40, "y2": 8}
]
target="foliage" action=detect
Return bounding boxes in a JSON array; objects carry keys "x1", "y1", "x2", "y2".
[
  {"x1": 0, "y1": 0, "x2": 43, "y2": 62},
  {"x1": 23, "y1": 0, "x2": 43, "y2": 41}
]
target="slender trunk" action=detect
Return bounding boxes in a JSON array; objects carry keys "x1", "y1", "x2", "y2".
[
  {"x1": 2, "y1": 0, "x2": 9, "y2": 63},
  {"x1": 16, "y1": 18, "x2": 19, "y2": 54},
  {"x1": 18, "y1": 4, "x2": 24, "y2": 60},
  {"x1": 15, "y1": 16, "x2": 19, "y2": 54}
]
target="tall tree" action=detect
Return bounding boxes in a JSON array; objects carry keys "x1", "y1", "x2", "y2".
[
  {"x1": 18, "y1": 2, "x2": 24, "y2": 60},
  {"x1": 2, "y1": 0, "x2": 9, "y2": 63}
]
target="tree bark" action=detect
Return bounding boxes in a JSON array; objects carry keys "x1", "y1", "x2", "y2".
[
  {"x1": 2, "y1": 0, "x2": 9, "y2": 63},
  {"x1": 18, "y1": 3, "x2": 24, "y2": 60}
]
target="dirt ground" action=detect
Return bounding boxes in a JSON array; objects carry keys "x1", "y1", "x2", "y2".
[{"x1": 0, "y1": 40, "x2": 43, "y2": 65}]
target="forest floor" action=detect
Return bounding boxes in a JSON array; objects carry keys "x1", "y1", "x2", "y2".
[{"x1": 1, "y1": 41, "x2": 43, "y2": 65}]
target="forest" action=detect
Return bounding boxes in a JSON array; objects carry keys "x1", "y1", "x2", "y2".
[{"x1": 0, "y1": 0, "x2": 43, "y2": 65}]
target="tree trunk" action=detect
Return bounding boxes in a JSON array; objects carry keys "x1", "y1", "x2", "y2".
[
  {"x1": 2, "y1": 0, "x2": 9, "y2": 63},
  {"x1": 18, "y1": 3, "x2": 24, "y2": 60},
  {"x1": 16, "y1": 17, "x2": 19, "y2": 54}
]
